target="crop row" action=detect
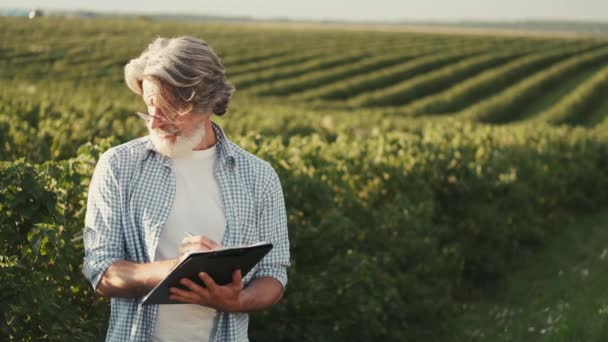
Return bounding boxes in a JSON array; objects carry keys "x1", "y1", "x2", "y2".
[
  {"x1": 349, "y1": 50, "x2": 532, "y2": 107},
  {"x1": 251, "y1": 37, "x2": 499, "y2": 96},
  {"x1": 346, "y1": 40, "x2": 578, "y2": 108},
  {"x1": 220, "y1": 32, "x2": 441, "y2": 67},
  {"x1": 293, "y1": 44, "x2": 503, "y2": 101},
  {"x1": 389, "y1": 42, "x2": 606, "y2": 117},
  {"x1": 224, "y1": 35, "x2": 428, "y2": 77},
  {"x1": 533, "y1": 64, "x2": 608, "y2": 125},
  {"x1": 230, "y1": 52, "x2": 372, "y2": 89},
  {"x1": 226, "y1": 36, "x2": 481, "y2": 86},
  {"x1": 459, "y1": 45, "x2": 608, "y2": 123}
]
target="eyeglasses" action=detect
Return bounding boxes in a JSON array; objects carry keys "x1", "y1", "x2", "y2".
[
  {"x1": 134, "y1": 111, "x2": 180, "y2": 134},
  {"x1": 135, "y1": 111, "x2": 178, "y2": 124}
]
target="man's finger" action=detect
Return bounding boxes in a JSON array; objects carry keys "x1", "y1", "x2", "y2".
[
  {"x1": 200, "y1": 236, "x2": 221, "y2": 249},
  {"x1": 179, "y1": 239, "x2": 197, "y2": 250},
  {"x1": 179, "y1": 278, "x2": 210, "y2": 299},
  {"x1": 182, "y1": 235, "x2": 220, "y2": 250},
  {"x1": 182, "y1": 236, "x2": 201, "y2": 244},
  {"x1": 179, "y1": 244, "x2": 189, "y2": 254},
  {"x1": 169, "y1": 294, "x2": 195, "y2": 304},
  {"x1": 199, "y1": 272, "x2": 219, "y2": 292},
  {"x1": 182, "y1": 235, "x2": 205, "y2": 243},
  {"x1": 169, "y1": 285, "x2": 200, "y2": 302},
  {"x1": 232, "y1": 269, "x2": 243, "y2": 289}
]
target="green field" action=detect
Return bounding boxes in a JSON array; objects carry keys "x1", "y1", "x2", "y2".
[
  {"x1": 441, "y1": 211, "x2": 608, "y2": 342},
  {"x1": 1, "y1": 16, "x2": 608, "y2": 341},
  {"x1": 2, "y1": 17, "x2": 608, "y2": 153}
]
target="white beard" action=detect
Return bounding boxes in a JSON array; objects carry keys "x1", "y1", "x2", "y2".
[{"x1": 149, "y1": 122, "x2": 206, "y2": 158}]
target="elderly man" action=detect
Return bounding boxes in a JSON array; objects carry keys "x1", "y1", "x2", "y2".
[{"x1": 82, "y1": 36, "x2": 290, "y2": 342}]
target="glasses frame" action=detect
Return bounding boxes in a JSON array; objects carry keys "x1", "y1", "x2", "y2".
[
  {"x1": 135, "y1": 111, "x2": 181, "y2": 134},
  {"x1": 135, "y1": 111, "x2": 179, "y2": 125}
]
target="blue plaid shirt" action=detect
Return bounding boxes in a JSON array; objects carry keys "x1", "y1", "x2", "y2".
[{"x1": 82, "y1": 121, "x2": 290, "y2": 341}]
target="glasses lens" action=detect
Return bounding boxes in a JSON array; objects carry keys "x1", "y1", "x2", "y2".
[{"x1": 135, "y1": 111, "x2": 179, "y2": 126}]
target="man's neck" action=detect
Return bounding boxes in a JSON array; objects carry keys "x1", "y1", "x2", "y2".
[{"x1": 193, "y1": 118, "x2": 217, "y2": 150}]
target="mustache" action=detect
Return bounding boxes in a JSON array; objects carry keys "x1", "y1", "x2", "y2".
[
  {"x1": 149, "y1": 121, "x2": 205, "y2": 141},
  {"x1": 151, "y1": 126, "x2": 180, "y2": 135}
]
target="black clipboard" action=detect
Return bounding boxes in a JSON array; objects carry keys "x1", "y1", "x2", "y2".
[{"x1": 142, "y1": 241, "x2": 273, "y2": 305}]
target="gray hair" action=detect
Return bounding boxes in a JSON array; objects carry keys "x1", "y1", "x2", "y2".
[{"x1": 124, "y1": 36, "x2": 235, "y2": 116}]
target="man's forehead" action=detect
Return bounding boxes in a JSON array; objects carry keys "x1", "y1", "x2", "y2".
[{"x1": 142, "y1": 79, "x2": 154, "y2": 99}]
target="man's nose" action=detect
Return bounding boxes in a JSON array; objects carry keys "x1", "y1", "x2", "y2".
[{"x1": 150, "y1": 115, "x2": 163, "y2": 129}]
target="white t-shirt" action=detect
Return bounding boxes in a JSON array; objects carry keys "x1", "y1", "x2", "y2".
[{"x1": 152, "y1": 145, "x2": 226, "y2": 342}]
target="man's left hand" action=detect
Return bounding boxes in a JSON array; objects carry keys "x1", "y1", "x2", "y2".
[{"x1": 169, "y1": 269, "x2": 245, "y2": 312}]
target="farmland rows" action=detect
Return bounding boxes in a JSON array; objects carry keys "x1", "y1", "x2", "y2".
[
  {"x1": 2, "y1": 17, "x2": 608, "y2": 128},
  {"x1": 250, "y1": 38, "x2": 505, "y2": 96},
  {"x1": 227, "y1": 51, "x2": 330, "y2": 77},
  {"x1": 293, "y1": 44, "x2": 500, "y2": 101},
  {"x1": 224, "y1": 37, "x2": 415, "y2": 76},
  {"x1": 512, "y1": 66, "x2": 602, "y2": 121},
  {"x1": 590, "y1": 95, "x2": 608, "y2": 131},
  {"x1": 348, "y1": 50, "x2": 533, "y2": 107},
  {"x1": 227, "y1": 36, "x2": 469, "y2": 79},
  {"x1": 4, "y1": 44, "x2": 98, "y2": 67},
  {"x1": 234, "y1": 39, "x2": 581, "y2": 98},
  {"x1": 386, "y1": 42, "x2": 606, "y2": 117},
  {"x1": 220, "y1": 33, "x2": 439, "y2": 66},
  {"x1": 226, "y1": 35, "x2": 494, "y2": 81},
  {"x1": 230, "y1": 52, "x2": 373, "y2": 89},
  {"x1": 533, "y1": 64, "x2": 608, "y2": 125},
  {"x1": 457, "y1": 45, "x2": 608, "y2": 123},
  {"x1": 342, "y1": 40, "x2": 574, "y2": 108},
  {"x1": 255, "y1": 50, "x2": 433, "y2": 96},
  {"x1": 224, "y1": 36, "x2": 551, "y2": 82}
]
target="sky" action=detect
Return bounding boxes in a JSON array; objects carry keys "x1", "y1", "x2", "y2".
[{"x1": 1, "y1": 0, "x2": 608, "y2": 23}]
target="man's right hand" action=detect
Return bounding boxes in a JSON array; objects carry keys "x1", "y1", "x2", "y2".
[
  {"x1": 175, "y1": 235, "x2": 222, "y2": 266},
  {"x1": 96, "y1": 235, "x2": 222, "y2": 298}
]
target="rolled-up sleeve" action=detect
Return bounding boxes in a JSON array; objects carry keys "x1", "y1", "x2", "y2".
[
  {"x1": 82, "y1": 151, "x2": 125, "y2": 290},
  {"x1": 252, "y1": 164, "x2": 291, "y2": 289}
]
